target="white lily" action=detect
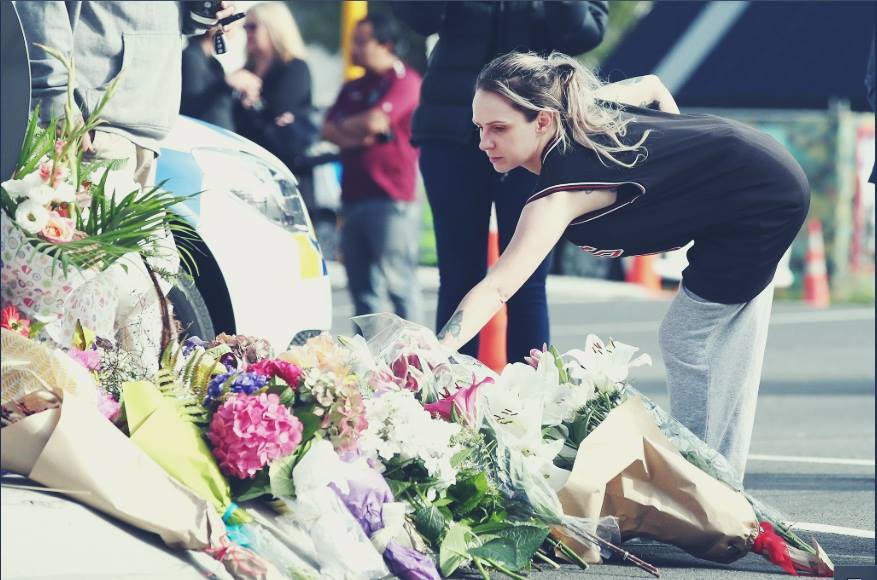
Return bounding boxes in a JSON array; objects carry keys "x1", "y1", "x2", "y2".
[
  {"x1": 26, "y1": 182, "x2": 56, "y2": 205},
  {"x1": 50, "y1": 180, "x2": 76, "y2": 204},
  {"x1": 1, "y1": 174, "x2": 37, "y2": 200},
  {"x1": 563, "y1": 334, "x2": 652, "y2": 392}
]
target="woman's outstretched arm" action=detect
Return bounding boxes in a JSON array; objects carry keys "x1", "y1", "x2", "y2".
[
  {"x1": 437, "y1": 188, "x2": 618, "y2": 352},
  {"x1": 595, "y1": 74, "x2": 680, "y2": 114}
]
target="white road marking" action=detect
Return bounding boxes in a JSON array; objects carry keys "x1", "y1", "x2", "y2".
[
  {"x1": 748, "y1": 454, "x2": 875, "y2": 467},
  {"x1": 792, "y1": 522, "x2": 875, "y2": 539},
  {"x1": 552, "y1": 308, "x2": 875, "y2": 336}
]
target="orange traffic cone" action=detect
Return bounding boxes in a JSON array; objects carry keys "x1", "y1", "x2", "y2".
[
  {"x1": 803, "y1": 219, "x2": 830, "y2": 309},
  {"x1": 478, "y1": 206, "x2": 507, "y2": 372},
  {"x1": 626, "y1": 255, "x2": 662, "y2": 292}
]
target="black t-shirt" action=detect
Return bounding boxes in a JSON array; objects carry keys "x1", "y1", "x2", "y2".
[{"x1": 531, "y1": 105, "x2": 810, "y2": 303}]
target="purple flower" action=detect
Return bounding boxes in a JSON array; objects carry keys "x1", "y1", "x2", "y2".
[
  {"x1": 384, "y1": 541, "x2": 441, "y2": 580},
  {"x1": 230, "y1": 371, "x2": 269, "y2": 395},
  {"x1": 331, "y1": 467, "x2": 440, "y2": 580},
  {"x1": 220, "y1": 352, "x2": 238, "y2": 371},
  {"x1": 331, "y1": 469, "x2": 393, "y2": 537},
  {"x1": 204, "y1": 371, "x2": 268, "y2": 406}
]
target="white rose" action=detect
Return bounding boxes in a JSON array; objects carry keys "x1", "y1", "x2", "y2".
[
  {"x1": 27, "y1": 183, "x2": 55, "y2": 205},
  {"x1": 51, "y1": 181, "x2": 76, "y2": 203},
  {"x1": 15, "y1": 199, "x2": 50, "y2": 234}
]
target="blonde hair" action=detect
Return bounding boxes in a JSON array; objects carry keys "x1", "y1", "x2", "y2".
[
  {"x1": 476, "y1": 51, "x2": 650, "y2": 168},
  {"x1": 246, "y1": 1, "x2": 306, "y2": 64}
]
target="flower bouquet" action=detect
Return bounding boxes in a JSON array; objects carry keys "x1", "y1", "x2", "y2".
[
  {"x1": 0, "y1": 329, "x2": 281, "y2": 580},
  {"x1": 350, "y1": 314, "x2": 641, "y2": 579},
  {"x1": 0, "y1": 45, "x2": 194, "y2": 360},
  {"x1": 524, "y1": 335, "x2": 835, "y2": 576},
  {"x1": 146, "y1": 333, "x2": 398, "y2": 579}
]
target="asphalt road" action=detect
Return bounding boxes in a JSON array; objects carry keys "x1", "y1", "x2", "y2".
[{"x1": 331, "y1": 282, "x2": 876, "y2": 579}]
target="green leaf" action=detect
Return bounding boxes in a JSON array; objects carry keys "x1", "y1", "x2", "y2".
[
  {"x1": 414, "y1": 504, "x2": 448, "y2": 546},
  {"x1": 450, "y1": 446, "x2": 474, "y2": 468},
  {"x1": 278, "y1": 386, "x2": 296, "y2": 407},
  {"x1": 432, "y1": 496, "x2": 454, "y2": 508},
  {"x1": 469, "y1": 523, "x2": 549, "y2": 572},
  {"x1": 27, "y1": 320, "x2": 48, "y2": 339},
  {"x1": 549, "y1": 345, "x2": 569, "y2": 383},
  {"x1": 72, "y1": 319, "x2": 95, "y2": 350},
  {"x1": 293, "y1": 404, "x2": 323, "y2": 442},
  {"x1": 386, "y1": 478, "x2": 412, "y2": 499},
  {"x1": 448, "y1": 471, "x2": 489, "y2": 516},
  {"x1": 231, "y1": 469, "x2": 272, "y2": 502},
  {"x1": 495, "y1": 524, "x2": 549, "y2": 569},
  {"x1": 439, "y1": 522, "x2": 472, "y2": 577},
  {"x1": 268, "y1": 451, "x2": 299, "y2": 499},
  {"x1": 470, "y1": 538, "x2": 518, "y2": 569}
]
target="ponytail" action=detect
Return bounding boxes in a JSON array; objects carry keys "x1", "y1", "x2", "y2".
[{"x1": 476, "y1": 51, "x2": 650, "y2": 168}]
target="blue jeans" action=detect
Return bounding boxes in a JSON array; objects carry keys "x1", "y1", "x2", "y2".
[
  {"x1": 341, "y1": 198, "x2": 423, "y2": 329},
  {"x1": 419, "y1": 142, "x2": 550, "y2": 363}
]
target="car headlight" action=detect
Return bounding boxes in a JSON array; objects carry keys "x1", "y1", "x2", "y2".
[{"x1": 192, "y1": 147, "x2": 311, "y2": 233}]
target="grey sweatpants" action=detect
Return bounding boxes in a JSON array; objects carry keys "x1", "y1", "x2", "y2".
[
  {"x1": 658, "y1": 283, "x2": 775, "y2": 484},
  {"x1": 341, "y1": 198, "x2": 423, "y2": 327}
]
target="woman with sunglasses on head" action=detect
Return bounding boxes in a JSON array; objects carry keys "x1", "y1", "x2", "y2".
[
  {"x1": 233, "y1": 1, "x2": 318, "y2": 209},
  {"x1": 438, "y1": 51, "x2": 810, "y2": 483}
]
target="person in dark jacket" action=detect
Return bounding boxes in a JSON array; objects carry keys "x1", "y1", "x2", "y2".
[
  {"x1": 181, "y1": 29, "x2": 261, "y2": 131},
  {"x1": 393, "y1": 1, "x2": 609, "y2": 364},
  {"x1": 233, "y1": 1, "x2": 318, "y2": 208}
]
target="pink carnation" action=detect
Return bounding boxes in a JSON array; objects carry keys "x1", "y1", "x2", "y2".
[
  {"x1": 207, "y1": 393, "x2": 303, "y2": 479},
  {"x1": 96, "y1": 389, "x2": 121, "y2": 422},
  {"x1": 68, "y1": 347, "x2": 102, "y2": 371},
  {"x1": 246, "y1": 359, "x2": 302, "y2": 388}
]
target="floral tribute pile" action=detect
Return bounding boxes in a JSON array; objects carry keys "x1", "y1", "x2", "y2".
[
  {"x1": 0, "y1": 42, "x2": 834, "y2": 580},
  {"x1": 0, "y1": 310, "x2": 836, "y2": 580}
]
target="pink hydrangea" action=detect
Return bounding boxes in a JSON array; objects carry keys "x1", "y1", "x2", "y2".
[
  {"x1": 207, "y1": 393, "x2": 303, "y2": 479},
  {"x1": 246, "y1": 359, "x2": 302, "y2": 389}
]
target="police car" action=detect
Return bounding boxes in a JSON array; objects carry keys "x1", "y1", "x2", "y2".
[{"x1": 158, "y1": 116, "x2": 332, "y2": 349}]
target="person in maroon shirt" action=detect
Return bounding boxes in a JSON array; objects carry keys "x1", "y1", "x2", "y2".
[{"x1": 323, "y1": 13, "x2": 423, "y2": 327}]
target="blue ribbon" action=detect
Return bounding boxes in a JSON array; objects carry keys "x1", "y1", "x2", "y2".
[{"x1": 222, "y1": 502, "x2": 252, "y2": 548}]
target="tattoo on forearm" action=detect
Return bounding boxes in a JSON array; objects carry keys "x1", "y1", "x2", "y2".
[{"x1": 437, "y1": 310, "x2": 463, "y2": 341}]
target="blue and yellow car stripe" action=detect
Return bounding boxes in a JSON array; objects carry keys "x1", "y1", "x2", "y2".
[{"x1": 292, "y1": 232, "x2": 328, "y2": 279}]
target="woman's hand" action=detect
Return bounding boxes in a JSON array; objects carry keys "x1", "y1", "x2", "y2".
[
  {"x1": 274, "y1": 111, "x2": 295, "y2": 127},
  {"x1": 226, "y1": 69, "x2": 262, "y2": 107},
  {"x1": 216, "y1": 1, "x2": 237, "y2": 29}
]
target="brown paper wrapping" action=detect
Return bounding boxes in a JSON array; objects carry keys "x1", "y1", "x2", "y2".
[
  {"x1": 555, "y1": 396, "x2": 758, "y2": 564},
  {"x1": 0, "y1": 393, "x2": 226, "y2": 550}
]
